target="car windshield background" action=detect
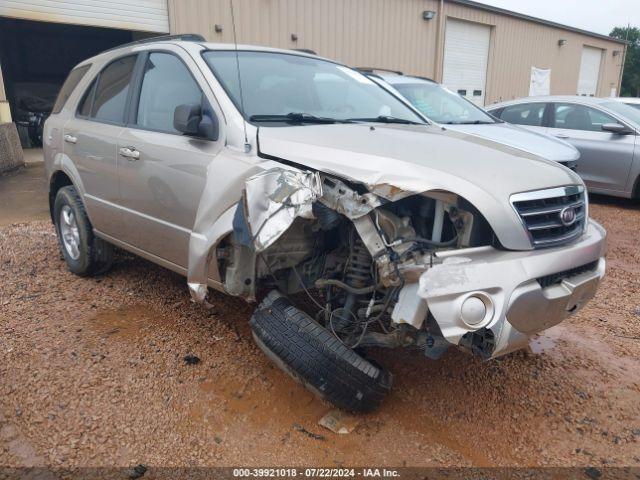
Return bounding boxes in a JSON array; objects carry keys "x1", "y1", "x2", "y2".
[
  {"x1": 202, "y1": 51, "x2": 423, "y2": 124},
  {"x1": 392, "y1": 82, "x2": 495, "y2": 124},
  {"x1": 602, "y1": 101, "x2": 640, "y2": 128},
  {"x1": 552, "y1": 103, "x2": 616, "y2": 132}
]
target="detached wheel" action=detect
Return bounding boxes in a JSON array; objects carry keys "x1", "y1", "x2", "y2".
[
  {"x1": 250, "y1": 291, "x2": 392, "y2": 413},
  {"x1": 53, "y1": 185, "x2": 113, "y2": 276}
]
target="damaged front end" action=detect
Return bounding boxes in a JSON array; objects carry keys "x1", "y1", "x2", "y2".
[{"x1": 191, "y1": 165, "x2": 606, "y2": 361}]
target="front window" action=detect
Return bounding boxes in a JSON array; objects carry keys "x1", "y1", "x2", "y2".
[
  {"x1": 552, "y1": 103, "x2": 616, "y2": 132},
  {"x1": 391, "y1": 81, "x2": 496, "y2": 124},
  {"x1": 202, "y1": 51, "x2": 424, "y2": 125}
]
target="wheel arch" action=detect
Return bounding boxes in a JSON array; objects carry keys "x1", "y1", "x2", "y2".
[{"x1": 49, "y1": 170, "x2": 74, "y2": 223}]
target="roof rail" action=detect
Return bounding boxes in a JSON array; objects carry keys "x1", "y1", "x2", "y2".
[
  {"x1": 356, "y1": 67, "x2": 403, "y2": 75},
  {"x1": 292, "y1": 48, "x2": 317, "y2": 55},
  {"x1": 102, "y1": 33, "x2": 206, "y2": 54}
]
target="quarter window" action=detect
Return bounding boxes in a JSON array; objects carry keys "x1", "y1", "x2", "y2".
[
  {"x1": 135, "y1": 53, "x2": 203, "y2": 133},
  {"x1": 499, "y1": 103, "x2": 546, "y2": 126},
  {"x1": 90, "y1": 55, "x2": 136, "y2": 123},
  {"x1": 552, "y1": 104, "x2": 616, "y2": 132},
  {"x1": 52, "y1": 65, "x2": 91, "y2": 114}
]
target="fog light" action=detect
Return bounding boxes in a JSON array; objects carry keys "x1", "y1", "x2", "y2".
[{"x1": 461, "y1": 296, "x2": 487, "y2": 326}]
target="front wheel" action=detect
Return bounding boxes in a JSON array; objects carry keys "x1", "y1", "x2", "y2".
[{"x1": 53, "y1": 185, "x2": 113, "y2": 276}]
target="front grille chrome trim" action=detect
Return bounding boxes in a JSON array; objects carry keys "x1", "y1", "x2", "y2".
[{"x1": 510, "y1": 185, "x2": 587, "y2": 249}]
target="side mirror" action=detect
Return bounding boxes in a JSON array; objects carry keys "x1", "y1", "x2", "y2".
[
  {"x1": 174, "y1": 103, "x2": 220, "y2": 141},
  {"x1": 174, "y1": 103, "x2": 202, "y2": 135},
  {"x1": 601, "y1": 122, "x2": 630, "y2": 134}
]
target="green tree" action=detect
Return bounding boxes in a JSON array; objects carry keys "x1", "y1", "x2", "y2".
[{"x1": 610, "y1": 26, "x2": 640, "y2": 97}]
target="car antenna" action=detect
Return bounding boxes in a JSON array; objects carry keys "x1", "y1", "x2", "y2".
[{"x1": 230, "y1": 0, "x2": 250, "y2": 153}]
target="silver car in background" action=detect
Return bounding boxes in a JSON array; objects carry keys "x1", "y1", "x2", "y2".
[
  {"x1": 488, "y1": 96, "x2": 640, "y2": 199},
  {"x1": 361, "y1": 69, "x2": 580, "y2": 170}
]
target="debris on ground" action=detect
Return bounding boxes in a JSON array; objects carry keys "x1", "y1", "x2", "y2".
[
  {"x1": 183, "y1": 354, "x2": 201, "y2": 365},
  {"x1": 318, "y1": 409, "x2": 360, "y2": 434},
  {"x1": 292, "y1": 423, "x2": 325, "y2": 441}
]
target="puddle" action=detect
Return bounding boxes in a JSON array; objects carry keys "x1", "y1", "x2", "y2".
[{"x1": 89, "y1": 305, "x2": 159, "y2": 339}]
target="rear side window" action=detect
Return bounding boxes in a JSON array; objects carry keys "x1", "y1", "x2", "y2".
[
  {"x1": 78, "y1": 55, "x2": 136, "y2": 124},
  {"x1": 52, "y1": 65, "x2": 91, "y2": 114},
  {"x1": 499, "y1": 103, "x2": 546, "y2": 126},
  {"x1": 135, "y1": 52, "x2": 203, "y2": 133}
]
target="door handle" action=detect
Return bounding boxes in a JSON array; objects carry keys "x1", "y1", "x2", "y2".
[
  {"x1": 64, "y1": 134, "x2": 77, "y2": 144},
  {"x1": 118, "y1": 146, "x2": 140, "y2": 160},
  {"x1": 555, "y1": 134, "x2": 569, "y2": 139}
]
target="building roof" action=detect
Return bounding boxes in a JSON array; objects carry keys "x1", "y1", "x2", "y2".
[{"x1": 448, "y1": 0, "x2": 627, "y2": 45}]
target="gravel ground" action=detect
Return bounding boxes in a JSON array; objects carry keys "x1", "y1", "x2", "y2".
[{"x1": 0, "y1": 191, "x2": 639, "y2": 468}]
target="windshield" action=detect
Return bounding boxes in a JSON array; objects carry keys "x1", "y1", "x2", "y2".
[
  {"x1": 392, "y1": 81, "x2": 496, "y2": 124},
  {"x1": 202, "y1": 51, "x2": 424, "y2": 125},
  {"x1": 602, "y1": 101, "x2": 640, "y2": 127}
]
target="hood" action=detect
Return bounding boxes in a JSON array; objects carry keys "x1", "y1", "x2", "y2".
[
  {"x1": 257, "y1": 123, "x2": 583, "y2": 251},
  {"x1": 444, "y1": 122, "x2": 580, "y2": 162}
]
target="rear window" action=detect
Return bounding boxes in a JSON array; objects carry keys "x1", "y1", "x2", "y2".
[{"x1": 51, "y1": 65, "x2": 91, "y2": 114}]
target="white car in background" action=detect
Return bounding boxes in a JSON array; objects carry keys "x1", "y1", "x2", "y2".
[
  {"x1": 612, "y1": 97, "x2": 640, "y2": 110},
  {"x1": 359, "y1": 68, "x2": 580, "y2": 170}
]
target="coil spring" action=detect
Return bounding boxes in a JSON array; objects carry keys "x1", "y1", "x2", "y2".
[{"x1": 345, "y1": 232, "x2": 372, "y2": 288}]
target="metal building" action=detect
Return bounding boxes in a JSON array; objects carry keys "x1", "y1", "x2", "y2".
[{"x1": 169, "y1": 0, "x2": 627, "y2": 106}]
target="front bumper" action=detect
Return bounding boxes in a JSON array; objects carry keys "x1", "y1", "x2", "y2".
[{"x1": 395, "y1": 220, "x2": 606, "y2": 358}]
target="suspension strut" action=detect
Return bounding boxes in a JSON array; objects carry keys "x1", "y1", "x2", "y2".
[{"x1": 335, "y1": 229, "x2": 373, "y2": 330}]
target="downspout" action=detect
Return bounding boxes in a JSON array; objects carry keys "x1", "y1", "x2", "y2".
[
  {"x1": 617, "y1": 43, "x2": 627, "y2": 97},
  {"x1": 434, "y1": 0, "x2": 445, "y2": 82}
]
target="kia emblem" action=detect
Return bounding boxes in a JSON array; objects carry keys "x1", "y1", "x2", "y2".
[{"x1": 559, "y1": 206, "x2": 577, "y2": 226}]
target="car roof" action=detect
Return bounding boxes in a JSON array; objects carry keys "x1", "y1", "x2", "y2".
[
  {"x1": 487, "y1": 95, "x2": 618, "y2": 110},
  {"x1": 77, "y1": 37, "x2": 327, "y2": 68}
]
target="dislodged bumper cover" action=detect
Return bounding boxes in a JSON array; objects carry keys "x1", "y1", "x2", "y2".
[{"x1": 414, "y1": 219, "x2": 607, "y2": 357}]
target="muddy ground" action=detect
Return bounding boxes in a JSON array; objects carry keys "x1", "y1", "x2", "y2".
[{"x1": 1, "y1": 164, "x2": 639, "y2": 468}]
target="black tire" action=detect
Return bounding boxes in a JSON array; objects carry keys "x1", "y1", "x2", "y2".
[
  {"x1": 53, "y1": 185, "x2": 113, "y2": 276},
  {"x1": 250, "y1": 291, "x2": 393, "y2": 413}
]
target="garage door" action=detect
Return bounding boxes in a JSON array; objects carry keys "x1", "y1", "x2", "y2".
[
  {"x1": 577, "y1": 46, "x2": 602, "y2": 96},
  {"x1": 0, "y1": 0, "x2": 169, "y2": 33},
  {"x1": 442, "y1": 18, "x2": 491, "y2": 106}
]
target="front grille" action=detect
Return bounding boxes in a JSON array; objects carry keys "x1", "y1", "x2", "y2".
[
  {"x1": 511, "y1": 186, "x2": 586, "y2": 248},
  {"x1": 537, "y1": 260, "x2": 599, "y2": 288}
]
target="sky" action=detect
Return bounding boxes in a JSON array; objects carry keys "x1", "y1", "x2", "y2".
[{"x1": 475, "y1": 0, "x2": 640, "y2": 36}]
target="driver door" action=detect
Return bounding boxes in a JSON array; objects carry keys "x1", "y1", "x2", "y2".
[
  {"x1": 548, "y1": 102, "x2": 635, "y2": 193},
  {"x1": 116, "y1": 49, "x2": 224, "y2": 268}
]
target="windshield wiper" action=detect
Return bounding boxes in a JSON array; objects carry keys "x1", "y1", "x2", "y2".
[
  {"x1": 347, "y1": 115, "x2": 426, "y2": 125},
  {"x1": 443, "y1": 120, "x2": 495, "y2": 125},
  {"x1": 249, "y1": 112, "x2": 353, "y2": 124}
]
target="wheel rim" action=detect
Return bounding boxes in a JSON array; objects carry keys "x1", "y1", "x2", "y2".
[{"x1": 59, "y1": 205, "x2": 81, "y2": 260}]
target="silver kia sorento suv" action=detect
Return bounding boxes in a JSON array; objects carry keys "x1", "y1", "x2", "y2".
[{"x1": 44, "y1": 35, "x2": 607, "y2": 412}]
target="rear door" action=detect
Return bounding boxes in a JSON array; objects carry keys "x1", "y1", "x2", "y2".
[
  {"x1": 549, "y1": 102, "x2": 635, "y2": 193},
  {"x1": 63, "y1": 54, "x2": 137, "y2": 235},
  {"x1": 115, "y1": 48, "x2": 224, "y2": 268}
]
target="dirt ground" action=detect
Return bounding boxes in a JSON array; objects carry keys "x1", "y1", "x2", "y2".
[{"x1": 1, "y1": 163, "x2": 639, "y2": 468}]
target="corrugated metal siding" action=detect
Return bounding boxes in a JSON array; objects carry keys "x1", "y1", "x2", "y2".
[
  {"x1": 0, "y1": 0, "x2": 169, "y2": 32},
  {"x1": 168, "y1": 0, "x2": 623, "y2": 102}
]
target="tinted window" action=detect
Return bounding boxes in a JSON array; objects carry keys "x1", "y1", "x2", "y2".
[
  {"x1": 136, "y1": 53, "x2": 203, "y2": 133},
  {"x1": 552, "y1": 103, "x2": 616, "y2": 132},
  {"x1": 52, "y1": 65, "x2": 91, "y2": 114},
  {"x1": 499, "y1": 103, "x2": 546, "y2": 126},
  {"x1": 202, "y1": 51, "x2": 423, "y2": 124},
  {"x1": 91, "y1": 55, "x2": 136, "y2": 123},
  {"x1": 78, "y1": 80, "x2": 96, "y2": 117}
]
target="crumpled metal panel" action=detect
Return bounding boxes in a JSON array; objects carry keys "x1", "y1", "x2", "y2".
[{"x1": 242, "y1": 168, "x2": 322, "y2": 252}]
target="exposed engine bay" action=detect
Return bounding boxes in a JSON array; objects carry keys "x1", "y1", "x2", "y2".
[{"x1": 217, "y1": 169, "x2": 496, "y2": 359}]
